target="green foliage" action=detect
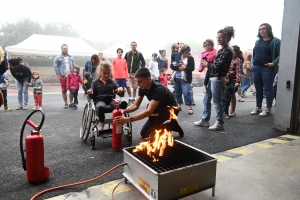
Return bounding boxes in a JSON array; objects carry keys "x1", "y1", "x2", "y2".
[{"x1": 0, "y1": 18, "x2": 80, "y2": 48}]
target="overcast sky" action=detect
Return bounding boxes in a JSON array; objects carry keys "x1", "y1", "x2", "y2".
[{"x1": 1, "y1": 0, "x2": 284, "y2": 56}]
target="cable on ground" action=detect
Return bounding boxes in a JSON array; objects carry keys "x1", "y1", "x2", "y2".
[{"x1": 30, "y1": 163, "x2": 127, "y2": 200}]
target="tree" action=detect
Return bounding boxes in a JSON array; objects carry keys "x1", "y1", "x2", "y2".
[
  {"x1": 0, "y1": 18, "x2": 42, "y2": 47},
  {"x1": 0, "y1": 18, "x2": 80, "y2": 48}
]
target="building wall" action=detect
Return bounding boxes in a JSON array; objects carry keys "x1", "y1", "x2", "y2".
[{"x1": 274, "y1": 0, "x2": 300, "y2": 131}]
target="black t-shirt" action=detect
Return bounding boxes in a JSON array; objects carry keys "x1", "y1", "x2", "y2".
[{"x1": 138, "y1": 81, "x2": 177, "y2": 109}]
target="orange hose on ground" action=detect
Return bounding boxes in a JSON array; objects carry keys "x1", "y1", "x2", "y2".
[{"x1": 30, "y1": 163, "x2": 127, "y2": 200}]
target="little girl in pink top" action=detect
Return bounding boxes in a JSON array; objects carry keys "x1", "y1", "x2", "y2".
[{"x1": 199, "y1": 39, "x2": 217, "y2": 93}]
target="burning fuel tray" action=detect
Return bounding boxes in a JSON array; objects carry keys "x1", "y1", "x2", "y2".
[{"x1": 123, "y1": 140, "x2": 217, "y2": 200}]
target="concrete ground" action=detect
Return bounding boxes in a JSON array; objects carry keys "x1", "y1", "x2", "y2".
[
  {"x1": 46, "y1": 134, "x2": 300, "y2": 200},
  {"x1": 0, "y1": 83, "x2": 293, "y2": 200}
]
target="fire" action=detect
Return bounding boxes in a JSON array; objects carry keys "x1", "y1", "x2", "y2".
[{"x1": 133, "y1": 107, "x2": 178, "y2": 161}]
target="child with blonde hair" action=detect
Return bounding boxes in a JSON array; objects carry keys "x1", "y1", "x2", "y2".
[
  {"x1": 28, "y1": 71, "x2": 43, "y2": 110},
  {"x1": 67, "y1": 65, "x2": 84, "y2": 109},
  {"x1": 87, "y1": 61, "x2": 124, "y2": 131}
]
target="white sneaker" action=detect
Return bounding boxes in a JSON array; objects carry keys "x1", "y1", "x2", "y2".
[
  {"x1": 39, "y1": 107, "x2": 43, "y2": 110},
  {"x1": 209, "y1": 121, "x2": 224, "y2": 131},
  {"x1": 225, "y1": 115, "x2": 230, "y2": 119},
  {"x1": 229, "y1": 111, "x2": 236, "y2": 117},
  {"x1": 97, "y1": 122, "x2": 105, "y2": 131},
  {"x1": 259, "y1": 109, "x2": 272, "y2": 116},
  {"x1": 16, "y1": 106, "x2": 23, "y2": 110},
  {"x1": 33, "y1": 106, "x2": 38, "y2": 110},
  {"x1": 250, "y1": 107, "x2": 262, "y2": 115},
  {"x1": 194, "y1": 120, "x2": 210, "y2": 127},
  {"x1": 23, "y1": 106, "x2": 28, "y2": 110}
]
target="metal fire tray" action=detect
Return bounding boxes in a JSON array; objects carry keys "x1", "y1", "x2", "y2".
[{"x1": 123, "y1": 140, "x2": 217, "y2": 200}]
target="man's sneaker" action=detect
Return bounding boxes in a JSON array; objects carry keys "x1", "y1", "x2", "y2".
[
  {"x1": 250, "y1": 107, "x2": 262, "y2": 115},
  {"x1": 97, "y1": 122, "x2": 105, "y2": 132},
  {"x1": 128, "y1": 99, "x2": 135, "y2": 106},
  {"x1": 23, "y1": 106, "x2": 28, "y2": 110},
  {"x1": 69, "y1": 103, "x2": 75, "y2": 108},
  {"x1": 4, "y1": 106, "x2": 11, "y2": 111},
  {"x1": 194, "y1": 120, "x2": 210, "y2": 127},
  {"x1": 209, "y1": 121, "x2": 224, "y2": 131},
  {"x1": 16, "y1": 106, "x2": 23, "y2": 110},
  {"x1": 259, "y1": 109, "x2": 272, "y2": 116},
  {"x1": 64, "y1": 104, "x2": 68, "y2": 108},
  {"x1": 229, "y1": 111, "x2": 236, "y2": 117},
  {"x1": 225, "y1": 115, "x2": 230, "y2": 119}
]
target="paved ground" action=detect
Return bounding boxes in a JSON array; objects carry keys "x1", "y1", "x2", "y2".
[
  {"x1": 0, "y1": 84, "x2": 285, "y2": 200},
  {"x1": 47, "y1": 134, "x2": 300, "y2": 200}
]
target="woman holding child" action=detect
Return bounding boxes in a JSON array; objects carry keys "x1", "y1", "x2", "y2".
[
  {"x1": 194, "y1": 26, "x2": 235, "y2": 131},
  {"x1": 170, "y1": 44, "x2": 195, "y2": 115}
]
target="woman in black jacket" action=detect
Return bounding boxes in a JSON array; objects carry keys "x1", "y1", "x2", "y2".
[
  {"x1": 8, "y1": 58, "x2": 32, "y2": 110},
  {"x1": 170, "y1": 44, "x2": 195, "y2": 114}
]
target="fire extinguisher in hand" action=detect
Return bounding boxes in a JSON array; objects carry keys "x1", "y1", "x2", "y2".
[
  {"x1": 20, "y1": 110, "x2": 50, "y2": 184},
  {"x1": 112, "y1": 99, "x2": 122, "y2": 149}
]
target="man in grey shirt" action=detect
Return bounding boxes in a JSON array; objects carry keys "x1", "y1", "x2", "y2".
[{"x1": 54, "y1": 44, "x2": 75, "y2": 108}]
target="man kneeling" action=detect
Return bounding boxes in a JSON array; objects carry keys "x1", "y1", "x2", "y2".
[{"x1": 113, "y1": 68, "x2": 183, "y2": 139}]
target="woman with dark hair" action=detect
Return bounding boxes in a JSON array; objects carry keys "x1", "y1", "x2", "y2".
[
  {"x1": 84, "y1": 54, "x2": 100, "y2": 80},
  {"x1": 194, "y1": 26, "x2": 234, "y2": 130},
  {"x1": 8, "y1": 58, "x2": 32, "y2": 110},
  {"x1": 227, "y1": 45, "x2": 244, "y2": 117},
  {"x1": 251, "y1": 23, "x2": 280, "y2": 116},
  {"x1": 170, "y1": 44, "x2": 195, "y2": 114},
  {"x1": 157, "y1": 50, "x2": 168, "y2": 71}
]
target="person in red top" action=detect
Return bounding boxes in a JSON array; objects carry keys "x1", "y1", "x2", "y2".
[
  {"x1": 112, "y1": 48, "x2": 128, "y2": 101},
  {"x1": 227, "y1": 45, "x2": 244, "y2": 117},
  {"x1": 159, "y1": 68, "x2": 170, "y2": 86},
  {"x1": 66, "y1": 65, "x2": 84, "y2": 109}
]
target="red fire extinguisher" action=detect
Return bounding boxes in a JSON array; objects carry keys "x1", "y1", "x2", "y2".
[
  {"x1": 112, "y1": 99, "x2": 122, "y2": 149},
  {"x1": 20, "y1": 110, "x2": 50, "y2": 184}
]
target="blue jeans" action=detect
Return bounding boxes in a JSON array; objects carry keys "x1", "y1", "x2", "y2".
[
  {"x1": 252, "y1": 66, "x2": 275, "y2": 108},
  {"x1": 211, "y1": 80, "x2": 224, "y2": 124},
  {"x1": 241, "y1": 77, "x2": 251, "y2": 93},
  {"x1": 174, "y1": 78, "x2": 193, "y2": 106},
  {"x1": 201, "y1": 81, "x2": 212, "y2": 122},
  {"x1": 16, "y1": 78, "x2": 29, "y2": 106}
]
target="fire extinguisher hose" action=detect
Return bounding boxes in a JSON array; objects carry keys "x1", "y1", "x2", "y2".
[{"x1": 30, "y1": 163, "x2": 127, "y2": 200}]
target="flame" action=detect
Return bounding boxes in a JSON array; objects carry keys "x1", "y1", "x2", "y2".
[{"x1": 133, "y1": 107, "x2": 178, "y2": 161}]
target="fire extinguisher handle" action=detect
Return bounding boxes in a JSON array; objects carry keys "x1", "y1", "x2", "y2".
[{"x1": 20, "y1": 110, "x2": 45, "y2": 171}]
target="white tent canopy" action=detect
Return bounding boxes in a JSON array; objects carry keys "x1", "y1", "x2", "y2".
[
  {"x1": 101, "y1": 42, "x2": 131, "y2": 58},
  {"x1": 5, "y1": 34, "x2": 99, "y2": 57}
]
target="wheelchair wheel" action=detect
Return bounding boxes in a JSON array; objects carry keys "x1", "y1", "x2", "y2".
[
  {"x1": 80, "y1": 102, "x2": 93, "y2": 142},
  {"x1": 123, "y1": 113, "x2": 132, "y2": 145}
]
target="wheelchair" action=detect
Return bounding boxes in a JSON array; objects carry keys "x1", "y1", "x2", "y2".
[{"x1": 79, "y1": 99, "x2": 132, "y2": 150}]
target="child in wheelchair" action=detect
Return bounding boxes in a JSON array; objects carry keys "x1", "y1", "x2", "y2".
[{"x1": 87, "y1": 61, "x2": 125, "y2": 131}]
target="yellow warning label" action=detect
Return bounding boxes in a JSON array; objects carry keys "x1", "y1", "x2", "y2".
[
  {"x1": 138, "y1": 177, "x2": 150, "y2": 195},
  {"x1": 180, "y1": 184, "x2": 198, "y2": 195}
]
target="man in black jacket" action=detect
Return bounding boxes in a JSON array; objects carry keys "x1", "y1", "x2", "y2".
[{"x1": 124, "y1": 41, "x2": 146, "y2": 106}]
